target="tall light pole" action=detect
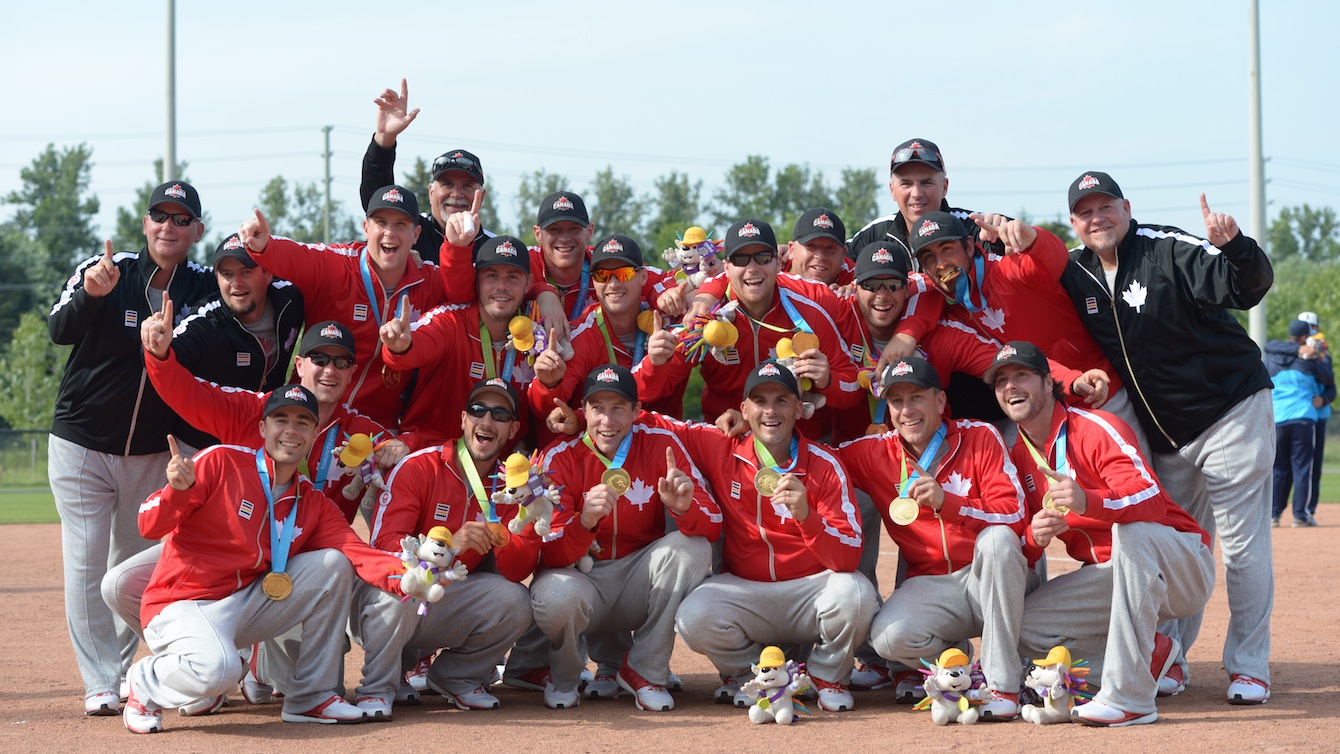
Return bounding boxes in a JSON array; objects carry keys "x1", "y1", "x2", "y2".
[
  {"x1": 165, "y1": 0, "x2": 177, "y2": 182},
  {"x1": 323, "y1": 125, "x2": 333, "y2": 244},
  {"x1": 1248, "y1": 0, "x2": 1267, "y2": 346}
]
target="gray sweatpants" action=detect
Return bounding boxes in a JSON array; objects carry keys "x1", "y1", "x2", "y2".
[
  {"x1": 1017, "y1": 522, "x2": 1215, "y2": 713},
  {"x1": 131, "y1": 549, "x2": 354, "y2": 714},
  {"x1": 870, "y1": 525, "x2": 1035, "y2": 692},
  {"x1": 676, "y1": 569, "x2": 877, "y2": 685},
  {"x1": 49, "y1": 434, "x2": 167, "y2": 698},
  {"x1": 531, "y1": 531, "x2": 711, "y2": 692},
  {"x1": 354, "y1": 572, "x2": 533, "y2": 698},
  {"x1": 1153, "y1": 388, "x2": 1274, "y2": 684}
]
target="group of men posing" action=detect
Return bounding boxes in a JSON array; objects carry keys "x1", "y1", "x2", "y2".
[{"x1": 51, "y1": 80, "x2": 1276, "y2": 735}]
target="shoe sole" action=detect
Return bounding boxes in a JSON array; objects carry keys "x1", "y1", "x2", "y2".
[
  {"x1": 1075, "y1": 710, "x2": 1157, "y2": 727},
  {"x1": 361, "y1": 710, "x2": 393, "y2": 722},
  {"x1": 427, "y1": 678, "x2": 500, "y2": 710},
  {"x1": 586, "y1": 687, "x2": 621, "y2": 700},
  {"x1": 179, "y1": 696, "x2": 227, "y2": 716},
  {"x1": 86, "y1": 706, "x2": 119, "y2": 717},
  {"x1": 124, "y1": 720, "x2": 163, "y2": 734},
  {"x1": 545, "y1": 698, "x2": 580, "y2": 710},
  {"x1": 615, "y1": 674, "x2": 673, "y2": 711},
  {"x1": 979, "y1": 710, "x2": 1019, "y2": 722},
  {"x1": 1228, "y1": 693, "x2": 1270, "y2": 705},
  {"x1": 280, "y1": 712, "x2": 365, "y2": 724}
]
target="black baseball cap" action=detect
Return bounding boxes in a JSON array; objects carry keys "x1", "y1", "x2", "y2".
[
  {"x1": 890, "y1": 138, "x2": 945, "y2": 174},
  {"x1": 744, "y1": 359, "x2": 801, "y2": 399},
  {"x1": 148, "y1": 181, "x2": 202, "y2": 219},
  {"x1": 263, "y1": 384, "x2": 318, "y2": 420},
  {"x1": 855, "y1": 241, "x2": 911, "y2": 283},
  {"x1": 908, "y1": 211, "x2": 971, "y2": 255},
  {"x1": 1068, "y1": 171, "x2": 1124, "y2": 212},
  {"x1": 212, "y1": 233, "x2": 257, "y2": 269},
  {"x1": 468, "y1": 377, "x2": 519, "y2": 414},
  {"x1": 724, "y1": 219, "x2": 778, "y2": 257},
  {"x1": 880, "y1": 354, "x2": 941, "y2": 391},
  {"x1": 591, "y1": 234, "x2": 643, "y2": 268},
  {"x1": 793, "y1": 208, "x2": 846, "y2": 245},
  {"x1": 475, "y1": 235, "x2": 531, "y2": 274},
  {"x1": 983, "y1": 341, "x2": 1050, "y2": 385},
  {"x1": 537, "y1": 191, "x2": 589, "y2": 229},
  {"x1": 366, "y1": 184, "x2": 420, "y2": 220},
  {"x1": 299, "y1": 321, "x2": 356, "y2": 359},
  {"x1": 431, "y1": 149, "x2": 485, "y2": 185},
  {"x1": 584, "y1": 364, "x2": 638, "y2": 404},
  {"x1": 1289, "y1": 320, "x2": 1312, "y2": 338}
]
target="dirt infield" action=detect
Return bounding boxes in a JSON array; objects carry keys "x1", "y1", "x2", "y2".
[{"x1": 2, "y1": 517, "x2": 1332, "y2": 753}]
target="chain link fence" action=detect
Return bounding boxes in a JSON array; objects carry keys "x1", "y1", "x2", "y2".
[{"x1": 0, "y1": 430, "x2": 49, "y2": 488}]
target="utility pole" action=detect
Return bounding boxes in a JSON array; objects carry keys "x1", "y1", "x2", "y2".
[
  {"x1": 1248, "y1": 0, "x2": 1267, "y2": 347},
  {"x1": 323, "y1": 125, "x2": 333, "y2": 245},
  {"x1": 165, "y1": 0, "x2": 177, "y2": 182}
]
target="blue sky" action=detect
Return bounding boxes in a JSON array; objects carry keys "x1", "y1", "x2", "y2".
[{"x1": 1, "y1": 0, "x2": 1334, "y2": 248}]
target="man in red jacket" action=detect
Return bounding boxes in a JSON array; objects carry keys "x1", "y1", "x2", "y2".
[
  {"x1": 349, "y1": 379, "x2": 541, "y2": 718},
  {"x1": 834, "y1": 354, "x2": 1030, "y2": 721},
  {"x1": 988, "y1": 341, "x2": 1214, "y2": 726},
  {"x1": 532, "y1": 364, "x2": 720, "y2": 712},
  {"x1": 667, "y1": 360, "x2": 875, "y2": 713},
  {"x1": 121, "y1": 386, "x2": 407, "y2": 734}
]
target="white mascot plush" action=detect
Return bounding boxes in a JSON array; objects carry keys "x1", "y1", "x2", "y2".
[
  {"x1": 1021, "y1": 646, "x2": 1089, "y2": 725},
  {"x1": 917, "y1": 648, "x2": 981, "y2": 725},
  {"x1": 397, "y1": 526, "x2": 469, "y2": 616},
  {"x1": 738, "y1": 646, "x2": 811, "y2": 725}
]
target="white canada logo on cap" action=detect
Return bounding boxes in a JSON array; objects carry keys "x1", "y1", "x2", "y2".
[
  {"x1": 872, "y1": 248, "x2": 895, "y2": 263},
  {"x1": 223, "y1": 236, "x2": 244, "y2": 250},
  {"x1": 997, "y1": 345, "x2": 1017, "y2": 361},
  {"x1": 1078, "y1": 174, "x2": 1100, "y2": 190},
  {"x1": 602, "y1": 239, "x2": 624, "y2": 254},
  {"x1": 319, "y1": 323, "x2": 342, "y2": 339},
  {"x1": 553, "y1": 196, "x2": 575, "y2": 211},
  {"x1": 381, "y1": 188, "x2": 404, "y2": 203},
  {"x1": 596, "y1": 367, "x2": 619, "y2": 383},
  {"x1": 284, "y1": 387, "x2": 308, "y2": 402},
  {"x1": 813, "y1": 214, "x2": 834, "y2": 229},
  {"x1": 495, "y1": 241, "x2": 518, "y2": 257},
  {"x1": 164, "y1": 184, "x2": 187, "y2": 199},
  {"x1": 451, "y1": 152, "x2": 464, "y2": 159},
  {"x1": 486, "y1": 378, "x2": 507, "y2": 388},
  {"x1": 908, "y1": 141, "x2": 924, "y2": 149},
  {"x1": 917, "y1": 219, "x2": 940, "y2": 238},
  {"x1": 738, "y1": 223, "x2": 761, "y2": 238},
  {"x1": 892, "y1": 361, "x2": 913, "y2": 376},
  {"x1": 758, "y1": 363, "x2": 781, "y2": 377}
]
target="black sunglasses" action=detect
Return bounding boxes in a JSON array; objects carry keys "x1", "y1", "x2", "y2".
[
  {"x1": 857, "y1": 278, "x2": 906, "y2": 294},
  {"x1": 466, "y1": 403, "x2": 516, "y2": 422},
  {"x1": 727, "y1": 250, "x2": 776, "y2": 267},
  {"x1": 434, "y1": 154, "x2": 479, "y2": 173},
  {"x1": 147, "y1": 209, "x2": 196, "y2": 227},
  {"x1": 305, "y1": 353, "x2": 355, "y2": 369},
  {"x1": 890, "y1": 145, "x2": 942, "y2": 169}
]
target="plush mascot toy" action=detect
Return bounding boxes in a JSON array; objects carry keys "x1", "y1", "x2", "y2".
[
  {"x1": 1021, "y1": 646, "x2": 1090, "y2": 725},
  {"x1": 738, "y1": 646, "x2": 812, "y2": 725},
  {"x1": 916, "y1": 648, "x2": 983, "y2": 725},
  {"x1": 490, "y1": 452, "x2": 561, "y2": 539},
  {"x1": 396, "y1": 526, "x2": 469, "y2": 616},
  {"x1": 336, "y1": 433, "x2": 388, "y2": 520},
  {"x1": 661, "y1": 226, "x2": 724, "y2": 290}
]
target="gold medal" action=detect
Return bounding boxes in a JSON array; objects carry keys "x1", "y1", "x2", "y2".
[
  {"x1": 487, "y1": 521, "x2": 511, "y2": 548},
  {"x1": 262, "y1": 571, "x2": 293, "y2": 601},
  {"x1": 890, "y1": 497, "x2": 919, "y2": 526},
  {"x1": 601, "y1": 468, "x2": 631, "y2": 496},
  {"x1": 791, "y1": 332, "x2": 820, "y2": 355},
  {"x1": 381, "y1": 364, "x2": 402, "y2": 388},
  {"x1": 1042, "y1": 491, "x2": 1070, "y2": 515},
  {"x1": 754, "y1": 468, "x2": 782, "y2": 497}
]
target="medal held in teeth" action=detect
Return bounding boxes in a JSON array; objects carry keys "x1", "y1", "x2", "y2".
[
  {"x1": 890, "y1": 497, "x2": 919, "y2": 526},
  {"x1": 262, "y1": 571, "x2": 293, "y2": 601},
  {"x1": 601, "y1": 468, "x2": 631, "y2": 496},
  {"x1": 754, "y1": 467, "x2": 782, "y2": 497}
]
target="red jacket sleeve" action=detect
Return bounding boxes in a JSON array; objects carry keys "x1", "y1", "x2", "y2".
[
  {"x1": 304, "y1": 489, "x2": 406, "y2": 593},
  {"x1": 935, "y1": 422, "x2": 1027, "y2": 536},
  {"x1": 247, "y1": 237, "x2": 361, "y2": 301},
  {"x1": 794, "y1": 444, "x2": 863, "y2": 573},
  {"x1": 538, "y1": 443, "x2": 600, "y2": 568},
  {"x1": 1068, "y1": 409, "x2": 1167, "y2": 524},
  {"x1": 146, "y1": 350, "x2": 265, "y2": 445},
  {"x1": 631, "y1": 348, "x2": 692, "y2": 404},
  {"x1": 894, "y1": 273, "x2": 943, "y2": 341},
  {"x1": 381, "y1": 304, "x2": 467, "y2": 371}
]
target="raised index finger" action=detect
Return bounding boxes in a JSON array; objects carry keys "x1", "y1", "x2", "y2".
[
  {"x1": 665, "y1": 446, "x2": 678, "y2": 473},
  {"x1": 102, "y1": 239, "x2": 115, "y2": 263},
  {"x1": 161, "y1": 292, "x2": 173, "y2": 327},
  {"x1": 470, "y1": 188, "x2": 484, "y2": 217},
  {"x1": 1199, "y1": 193, "x2": 1211, "y2": 218},
  {"x1": 398, "y1": 295, "x2": 412, "y2": 324},
  {"x1": 167, "y1": 433, "x2": 181, "y2": 459}
]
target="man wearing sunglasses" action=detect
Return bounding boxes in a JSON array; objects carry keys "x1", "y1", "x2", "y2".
[
  {"x1": 383, "y1": 236, "x2": 541, "y2": 447},
  {"x1": 635, "y1": 219, "x2": 861, "y2": 439},
  {"x1": 349, "y1": 378, "x2": 541, "y2": 719},
  {"x1": 241, "y1": 184, "x2": 450, "y2": 429},
  {"x1": 168, "y1": 234, "x2": 305, "y2": 451},
  {"x1": 530, "y1": 234, "x2": 686, "y2": 439},
  {"x1": 48, "y1": 180, "x2": 219, "y2": 717},
  {"x1": 360, "y1": 79, "x2": 494, "y2": 263},
  {"x1": 533, "y1": 364, "x2": 719, "y2": 712}
]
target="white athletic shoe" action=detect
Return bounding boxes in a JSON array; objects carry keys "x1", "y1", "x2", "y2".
[
  {"x1": 1073, "y1": 699, "x2": 1157, "y2": 727},
  {"x1": 281, "y1": 695, "x2": 366, "y2": 724},
  {"x1": 430, "y1": 679, "x2": 501, "y2": 711},
  {"x1": 616, "y1": 665, "x2": 674, "y2": 712},
  {"x1": 405, "y1": 652, "x2": 434, "y2": 693},
  {"x1": 355, "y1": 695, "x2": 393, "y2": 721},
  {"x1": 666, "y1": 671, "x2": 683, "y2": 693},
  {"x1": 395, "y1": 680, "x2": 421, "y2": 705},
  {"x1": 813, "y1": 678, "x2": 855, "y2": 713},
  {"x1": 850, "y1": 662, "x2": 894, "y2": 691},
  {"x1": 1227, "y1": 674, "x2": 1270, "y2": 705},
  {"x1": 544, "y1": 681, "x2": 581, "y2": 710},
  {"x1": 714, "y1": 675, "x2": 742, "y2": 705},
  {"x1": 118, "y1": 678, "x2": 129, "y2": 703},
  {"x1": 239, "y1": 666, "x2": 274, "y2": 705},
  {"x1": 585, "y1": 674, "x2": 621, "y2": 699},
  {"x1": 86, "y1": 691, "x2": 120, "y2": 717},
  {"x1": 179, "y1": 694, "x2": 226, "y2": 716},
  {"x1": 893, "y1": 670, "x2": 928, "y2": 704},
  {"x1": 122, "y1": 676, "x2": 162, "y2": 734}
]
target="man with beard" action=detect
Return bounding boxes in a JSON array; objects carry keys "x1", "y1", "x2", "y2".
[
  {"x1": 351, "y1": 379, "x2": 542, "y2": 719},
  {"x1": 168, "y1": 233, "x2": 304, "y2": 450}
]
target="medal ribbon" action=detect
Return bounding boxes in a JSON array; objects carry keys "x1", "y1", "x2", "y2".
[
  {"x1": 898, "y1": 424, "x2": 946, "y2": 497},
  {"x1": 596, "y1": 307, "x2": 646, "y2": 365},
  {"x1": 1019, "y1": 419, "x2": 1070, "y2": 481},
  {"x1": 550, "y1": 259, "x2": 590, "y2": 321},
  {"x1": 255, "y1": 449, "x2": 299, "y2": 576},
  {"x1": 582, "y1": 429, "x2": 633, "y2": 471},
  {"x1": 360, "y1": 251, "x2": 409, "y2": 328},
  {"x1": 952, "y1": 254, "x2": 988, "y2": 313},
  {"x1": 724, "y1": 283, "x2": 810, "y2": 334},
  {"x1": 752, "y1": 435, "x2": 800, "y2": 475},
  {"x1": 456, "y1": 438, "x2": 501, "y2": 523},
  {"x1": 479, "y1": 320, "x2": 517, "y2": 381}
]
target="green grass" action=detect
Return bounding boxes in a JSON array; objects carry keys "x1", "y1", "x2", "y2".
[{"x1": 0, "y1": 489, "x2": 57, "y2": 524}]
